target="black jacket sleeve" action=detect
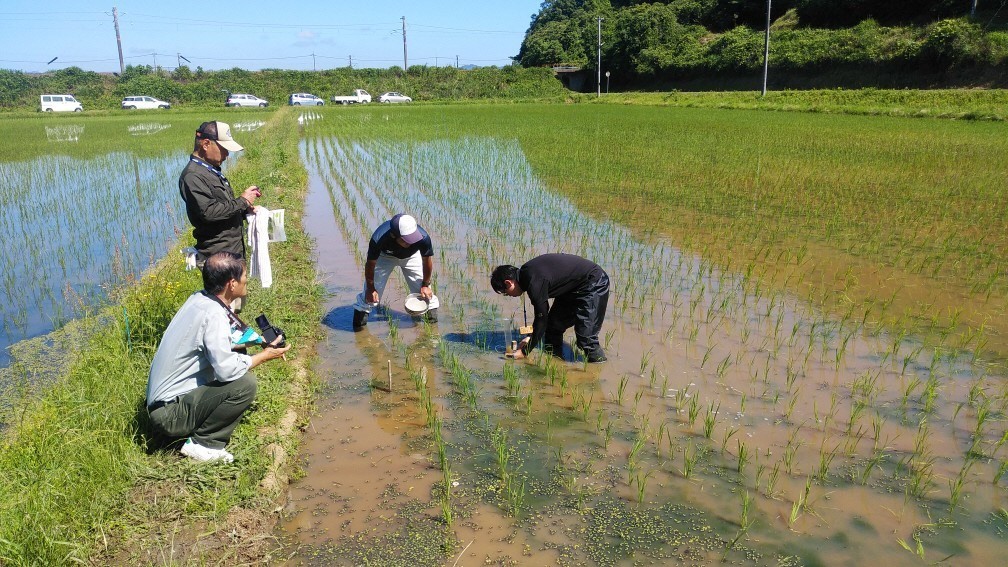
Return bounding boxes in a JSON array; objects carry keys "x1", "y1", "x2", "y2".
[
  {"x1": 523, "y1": 279, "x2": 550, "y2": 355},
  {"x1": 182, "y1": 173, "x2": 248, "y2": 224}
]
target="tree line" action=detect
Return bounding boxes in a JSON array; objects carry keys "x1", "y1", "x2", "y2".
[
  {"x1": 0, "y1": 65, "x2": 566, "y2": 109},
  {"x1": 516, "y1": 0, "x2": 1008, "y2": 88}
]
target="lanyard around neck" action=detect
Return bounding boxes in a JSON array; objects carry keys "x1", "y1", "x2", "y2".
[
  {"x1": 201, "y1": 290, "x2": 248, "y2": 331},
  {"x1": 190, "y1": 156, "x2": 229, "y2": 184}
]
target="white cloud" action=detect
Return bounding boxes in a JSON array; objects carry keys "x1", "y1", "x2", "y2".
[{"x1": 298, "y1": 30, "x2": 315, "y2": 40}]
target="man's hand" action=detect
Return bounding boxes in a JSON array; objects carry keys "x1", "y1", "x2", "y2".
[
  {"x1": 241, "y1": 186, "x2": 260, "y2": 205},
  {"x1": 511, "y1": 337, "x2": 530, "y2": 360},
  {"x1": 420, "y1": 285, "x2": 433, "y2": 301},
  {"x1": 250, "y1": 336, "x2": 291, "y2": 368},
  {"x1": 367, "y1": 287, "x2": 379, "y2": 304}
]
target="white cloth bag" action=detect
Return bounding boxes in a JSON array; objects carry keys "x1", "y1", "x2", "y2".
[{"x1": 246, "y1": 208, "x2": 273, "y2": 288}]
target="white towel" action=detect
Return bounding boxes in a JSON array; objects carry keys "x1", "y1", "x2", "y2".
[{"x1": 246, "y1": 208, "x2": 273, "y2": 288}]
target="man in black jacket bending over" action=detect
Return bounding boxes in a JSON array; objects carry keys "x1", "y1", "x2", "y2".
[{"x1": 491, "y1": 253, "x2": 609, "y2": 363}]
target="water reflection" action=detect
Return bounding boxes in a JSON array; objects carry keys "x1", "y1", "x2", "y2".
[
  {"x1": 128, "y1": 122, "x2": 171, "y2": 136},
  {"x1": 44, "y1": 124, "x2": 84, "y2": 142},
  {"x1": 232, "y1": 120, "x2": 265, "y2": 133}
]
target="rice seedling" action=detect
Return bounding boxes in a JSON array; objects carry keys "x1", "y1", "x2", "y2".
[
  {"x1": 440, "y1": 462, "x2": 454, "y2": 528},
  {"x1": 815, "y1": 440, "x2": 840, "y2": 482},
  {"x1": 948, "y1": 460, "x2": 973, "y2": 513},
  {"x1": 639, "y1": 348, "x2": 653, "y2": 377},
  {"x1": 682, "y1": 441, "x2": 697, "y2": 479},
  {"x1": 616, "y1": 375, "x2": 628, "y2": 406},
  {"x1": 737, "y1": 440, "x2": 750, "y2": 475},
  {"x1": 727, "y1": 490, "x2": 755, "y2": 549},
  {"x1": 788, "y1": 478, "x2": 812, "y2": 530},
  {"x1": 703, "y1": 400, "x2": 720, "y2": 439},
  {"x1": 721, "y1": 426, "x2": 738, "y2": 453},
  {"x1": 628, "y1": 432, "x2": 646, "y2": 469},
  {"x1": 684, "y1": 393, "x2": 701, "y2": 428},
  {"x1": 634, "y1": 468, "x2": 654, "y2": 504},
  {"x1": 783, "y1": 427, "x2": 803, "y2": 476},
  {"x1": 766, "y1": 460, "x2": 782, "y2": 498},
  {"x1": 994, "y1": 460, "x2": 1008, "y2": 484}
]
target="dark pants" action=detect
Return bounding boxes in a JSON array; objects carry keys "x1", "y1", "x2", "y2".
[
  {"x1": 148, "y1": 373, "x2": 257, "y2": 449},
  {"x1": 546, "y1": 270, "x2": 610, "y2": 358}
]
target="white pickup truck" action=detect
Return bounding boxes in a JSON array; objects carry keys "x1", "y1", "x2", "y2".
[{"x1": 330, "y1": 89, "x2": 372, "y2": 105}]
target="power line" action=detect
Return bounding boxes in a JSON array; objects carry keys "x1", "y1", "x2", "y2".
[
  {"x1": 125, "y1": 12, "x2": 397, "y2": 30},
  {"x1": 410, "y1": 23, "x2": 523, "y2": 34}
]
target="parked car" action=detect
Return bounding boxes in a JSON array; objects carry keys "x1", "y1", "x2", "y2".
[
  {"x1": 226, "y1": 93, "x2": 268, "y2": 107},
  {"x1": 331, "y1": 89, "x2": 372, "y2": 105},
  {"x1": 289, "y1": 93, "x2": 324, "y2": 106},
  {"x1": 121, "y1": 95, "x2": 171, "y2": 110},
  {"x1": 39, "y1": 94, "x2": 83, "y2": 112},
  {"x1": 378, "y1": 92, "x2": 412, "y2": 104}
]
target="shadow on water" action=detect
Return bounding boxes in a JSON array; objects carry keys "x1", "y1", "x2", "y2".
[
  {"x1": 320, "y1": 305, "x2": 358, "y2": 333},
  {"x1": 322, "y1": 304, "x2": 434, "y2": 334}
]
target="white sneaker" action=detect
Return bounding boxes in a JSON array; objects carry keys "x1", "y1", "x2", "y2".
[{"x1": 180, "y1": 438, "x2": 234, "y2": 463}]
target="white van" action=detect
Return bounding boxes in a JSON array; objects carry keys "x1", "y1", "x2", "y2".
[{"x1": 40, "y1": 94, "x2": 83, "y2": 112}]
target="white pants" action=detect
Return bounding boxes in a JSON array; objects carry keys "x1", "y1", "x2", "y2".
[{"x1": 354, "y1": 252, "x2": 440, "y2": 313}]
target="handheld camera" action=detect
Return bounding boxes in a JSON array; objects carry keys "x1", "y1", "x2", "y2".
[{"x1": 255, "y1": 313, "x2": 286, "y2": 348}]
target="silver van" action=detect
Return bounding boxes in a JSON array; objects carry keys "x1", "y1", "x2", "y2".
[
  {"x1": 40, "y1": 94, "x2": 83, "y2": 112},
  {"x1": 289, "y1": 93, "x2": 324, "y2": 106}
]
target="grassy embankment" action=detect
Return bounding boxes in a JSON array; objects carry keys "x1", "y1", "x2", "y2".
[{"x1": 0, "y1": 106, "x2": 322, "y2": 565}]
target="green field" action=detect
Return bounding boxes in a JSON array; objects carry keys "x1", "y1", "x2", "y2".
[{"x1": 1, "y1": 99, "x2": 1007, "y2": 564}]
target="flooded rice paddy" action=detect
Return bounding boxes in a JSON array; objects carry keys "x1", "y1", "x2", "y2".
[
  {"x1": 279, "y1": 128, "x2": 1008, "y2": 565},
  {"x1": 0, "y1": 150, "x2": 187, "y2": 368}
]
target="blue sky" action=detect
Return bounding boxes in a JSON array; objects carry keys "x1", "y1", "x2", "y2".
[{"x1": 0, "y1": 1, "x2": 543, "y2": 73}]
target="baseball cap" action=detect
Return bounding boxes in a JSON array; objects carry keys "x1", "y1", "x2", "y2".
[
  {"x1": 196, "y1": 121, "x2": 244, "y2": 152},
  {"x1": 390, "y1": 213, "x2": 423, "y2": 245}
]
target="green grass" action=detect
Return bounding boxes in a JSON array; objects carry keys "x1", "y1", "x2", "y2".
[
  {"x1": 0, "y1": 107, "x2": 322, "y2": 564},
  {"x1": 587, "y1": 89, "x2": 1008, "y2": 120}
]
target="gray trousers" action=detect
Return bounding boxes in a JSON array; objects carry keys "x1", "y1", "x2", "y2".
[{"x1": 148, "y1": 373, "x2": 257, "y2": 449}]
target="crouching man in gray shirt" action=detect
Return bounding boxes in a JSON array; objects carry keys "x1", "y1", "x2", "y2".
[{"x1": 146, "y1": 252, "x2": 291, "y2": 463}]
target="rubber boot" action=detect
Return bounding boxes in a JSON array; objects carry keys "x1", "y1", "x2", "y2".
[{"x1": 352, "y1": 309, "x2": 368, "y2": 331}]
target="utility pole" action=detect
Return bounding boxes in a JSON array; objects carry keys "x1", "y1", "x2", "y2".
[
  {"x1": 112, "y1": 6, "x2": 125, "y2": 74},
  {"x1": 456, "y1": 55, "x2": 459, "y2": 68},
  {"x1": 971, "y1": 0, "x2": 978, "y2": 16},
  {"x1": 761, "y1": 0, "x2": 771, "y2": 96},
  {"x1": 349, "y1": 55, "x2": 353, "y2": 69},
  {"x1": 152, "y1": 52, "x2": 157, "y2": 73},
  {"x1": 401, "y1": 16, "x2": 408, "y2": 73},
  {"x1": 311, "y1": 52, "x2": 316, "y2": 71},
  {"x1": 597, "y1": 16, "x2": 602, "y2": 98}
]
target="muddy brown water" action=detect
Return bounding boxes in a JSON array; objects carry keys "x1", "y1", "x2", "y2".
[{"x1": 278, "y1": 136, "x2": 1008, "y2": 566}]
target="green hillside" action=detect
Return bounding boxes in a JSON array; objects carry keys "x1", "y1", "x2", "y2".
[{"x1": 516, "y1": 0, "x2": 1008, "y2": 89}]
